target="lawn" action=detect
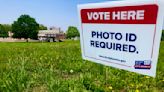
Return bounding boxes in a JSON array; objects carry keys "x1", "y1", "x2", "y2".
[{"x1": 0, "y1": 41, "x2": 164, "y2": 92}]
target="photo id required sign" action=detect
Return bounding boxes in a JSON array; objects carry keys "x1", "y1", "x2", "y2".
[{"x1": 78, "y1": 0, "x2": 164, "y2": 77}]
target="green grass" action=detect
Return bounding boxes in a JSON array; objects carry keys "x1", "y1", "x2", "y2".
[{"x1": 0, "y1": 41, "x2": 164, "y2": 92}]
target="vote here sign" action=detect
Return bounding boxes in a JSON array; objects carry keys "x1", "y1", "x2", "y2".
[{"x1": 78, "y1": 0, "x2": 164, "y2": 77}]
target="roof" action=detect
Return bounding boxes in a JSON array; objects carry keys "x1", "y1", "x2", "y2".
[{"x1": 38, "y1": 30, "x2": 64, "y2": 37}]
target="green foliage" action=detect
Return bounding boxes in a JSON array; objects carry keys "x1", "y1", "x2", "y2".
[
  {"x1": 2, "y1": 24, "x2": 12, "y2": 32},
  {"x1": 0, "y1": 41, "x2": 164, "y2": 91},
  {"x1": 39, "y1": 24, "x2": 47, "y2": 30},
  {"x1": 0, "y1": 24, "x2": 9, "y2": 37},
  {"x1": 12, "y1": 14, "x2": 39, "y2": 39},
  {"x1": 66, "y1": 26, "x2": 80, "y2": 39},
  {"x1": 162, "y1": 30, "x2": 164, "y2": 41}
]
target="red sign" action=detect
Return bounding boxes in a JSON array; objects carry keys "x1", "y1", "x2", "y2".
[{"x1": 81, "y1": 5, "x2": 158, "y2": 24}]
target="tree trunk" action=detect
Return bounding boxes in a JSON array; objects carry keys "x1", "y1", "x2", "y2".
[{"x1": 26, "y1": 39, "x2": 28, "y2": 42}]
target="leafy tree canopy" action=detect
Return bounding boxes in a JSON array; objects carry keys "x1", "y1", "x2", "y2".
[
  {"x1": 0, "y1": 24, "x2": 9, "y2": 37},
  {"x1": 2, "y1": 24, "x2": 12, "y2": 32},
  {"x1": 39, "y1": 24, "x2": 47, "y2": 30},
  {"x1": 66, "y1": 26, "x2": 80, "y2": 39},
  {"x1": 12, "y1": 14, "x2": 39, "y2": 39}
]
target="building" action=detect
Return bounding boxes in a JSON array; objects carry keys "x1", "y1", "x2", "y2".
[
  {"x1": 8, "y1": 31, "x2": 13, "y2": 38},
  {"x1": 38, "y1": 27, "x2": 65, "y2": 42}
]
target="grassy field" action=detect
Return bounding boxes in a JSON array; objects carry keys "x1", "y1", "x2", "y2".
[{"x1": 0, "y1": 41, "x2": 164, "y2": 92}]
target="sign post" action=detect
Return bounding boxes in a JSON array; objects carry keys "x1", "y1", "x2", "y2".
[{"x1": 78, "y1": 0, "x2": 164, "y2": 77}]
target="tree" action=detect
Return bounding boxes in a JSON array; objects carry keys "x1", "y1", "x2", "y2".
[
  {"x1": 39, "y1": 24, "x2": 47, "y2": 30},
  {"x1": 66, "y1": 26, "x2": 80, "y2": 39},
  {"x1": 2, "y1": 24, "x2": 12, "y2": 32},
  {"x1": 12, "y1": 14, "x2": 39, "y2": 40},
  {"x1": 0, "y1": 24, "x2": 9, "y2": 37}
]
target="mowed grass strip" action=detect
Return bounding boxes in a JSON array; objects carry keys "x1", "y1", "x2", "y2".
[{"x1": 0, "y1": 41, "x2": 164, "y2": 92}]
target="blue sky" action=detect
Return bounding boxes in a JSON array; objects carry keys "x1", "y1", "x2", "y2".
[{"x1": 0, "y1": 0, "x2": 114, "y2": 31}]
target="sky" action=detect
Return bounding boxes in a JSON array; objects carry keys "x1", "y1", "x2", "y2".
[
  {"x1": 0, "y1": 0, "x2": 114, "y2": 31},
  {"x1": 0, "y1": 0, "x2": 163, "y2": 31}
]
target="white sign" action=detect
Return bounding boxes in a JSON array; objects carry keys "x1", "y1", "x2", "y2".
[{"x1": 78, "y1": 0, "x2": 164, "y2": 77}]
